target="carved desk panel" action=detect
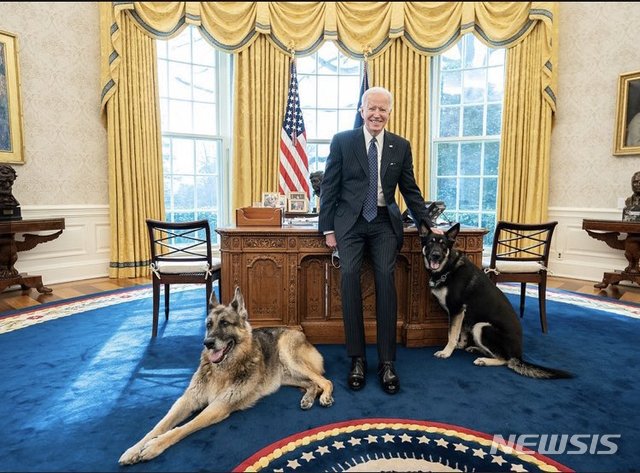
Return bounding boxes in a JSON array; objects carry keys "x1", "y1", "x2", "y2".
[{"x1": 217, "y1": 225, "x2": 486, "y2": 347}]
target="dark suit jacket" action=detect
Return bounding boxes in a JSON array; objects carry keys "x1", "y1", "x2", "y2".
[{"x1": 319, "y1": 127, "x2": 428, "y2": 250}]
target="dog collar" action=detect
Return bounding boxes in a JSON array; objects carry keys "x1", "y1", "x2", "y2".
[{"x1": 429, "y1": 273, "x2": 448, "y2": 288}]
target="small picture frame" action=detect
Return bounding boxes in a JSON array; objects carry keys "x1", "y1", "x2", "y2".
[
  {"x1": 276, "y1": 194, "x2": 286, "y2": 210},
  {"x1": 287, "y1": 191, "x2": 308, "y2": 213},
  {"x1": 613, "y1": 70, "x2": 640, "y2": 156},
  {"x1": 262, "y1": 192, "x2": 279, "y2": 208}
]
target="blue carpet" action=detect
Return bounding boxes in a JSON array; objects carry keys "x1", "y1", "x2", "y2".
[{"x1": 0, "y1": 285, "x2": 638, "y2": 472}]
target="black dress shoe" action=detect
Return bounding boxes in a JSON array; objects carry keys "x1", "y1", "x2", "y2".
[
  {"x1": 378, "y1": 361, "x2": 400, "y2": 395},
  {"x1": 348, "y1": 357, "x2": 367, "y2": 391}
]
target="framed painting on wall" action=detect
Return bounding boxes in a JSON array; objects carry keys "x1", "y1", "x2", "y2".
[
  {"x1": 613, "y1": 70, "x2": 640, "y2": 156},
  {"x1": 0, "y1": 31, "x2": 24, "y2": 165}
]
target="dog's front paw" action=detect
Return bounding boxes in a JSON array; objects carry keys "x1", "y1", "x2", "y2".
[
  {"x1": 300, "y1": 397, "x2": 315, "y2": 410},
  {"x1": 137, "y1": 438, "x2": 166, "y2": 462},
  {"x1": 319, "y1": 393, "x2": 334, "y2": 407},
  {"x1": 434, "y1": 349, "x2": 452, "y2": 358},
  {"x1": 119, "y1": 446, "x2": 143, "y2": 466}
]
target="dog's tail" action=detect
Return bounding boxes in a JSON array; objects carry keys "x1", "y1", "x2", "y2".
[{"x1": 507, "y1": 358, "x2": 573, "y2": 379}]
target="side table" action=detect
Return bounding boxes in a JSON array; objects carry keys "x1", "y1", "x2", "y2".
[{"x1": 0, "y1": 218, "x2": 65, "y2": 294}]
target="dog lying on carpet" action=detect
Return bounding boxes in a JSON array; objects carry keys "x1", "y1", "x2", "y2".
[
  {"x1": 119, "y1": 286, "x2": 334, "y2": 465},
  {"x1": 419, "y1": 221, "x2": 572, "y2": 379}
]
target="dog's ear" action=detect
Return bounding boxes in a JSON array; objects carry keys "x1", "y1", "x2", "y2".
[
  {"x1": 231, "y1": 286, "x2": 247, "y2": 320},
  {"x1": 446, "y1": 222, "x2": 460, "y2": 242},
  {"x1": 208, "y1": 290, "x2": 220, "y2": 311},
  {"x1": 418, "y1": 219, "x2": 432, "y2": 237}
]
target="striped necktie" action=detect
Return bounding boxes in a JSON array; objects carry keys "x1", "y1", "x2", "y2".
[{"x1": 362, "y1": 137, "x2": 378, "y2": 222}]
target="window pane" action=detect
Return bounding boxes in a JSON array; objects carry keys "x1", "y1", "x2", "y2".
[
  {"x1": 458, "y1": 212, "x2": 479, "y2": 227},
  {"x1": 193, "y1": 66, "x2": 216, "y2": 102},
  {"x1": 484, "y1": 141, "x2": 500, "y2": 174},
  {"x1": 439, "y1": 107, "x2": 460, "y2": 137},
  {"x1": 339, "y1": 76, "x2": 359, "y2": 108},
  {"x1": 441, "y1": 71, "x2": 461, "y2": 105},
  {"x1": 297, "y1": 55, "x2": 317, "y2": 74},
  {"x1": 193, "y1": 102, "x2": 217, "y2": 135},
  {"x1": 463, "y1": 69, "x2": 485, "y2": 104},
  {"x1": 486, "y1": 104, "x2": 502, "y2": 135},
  {"x1": 192, "y1": 35, "x2": 216, "y2": 66},
  {"x1": 483, "y1": 178, "x2": 497, "y2": 210},
  {"x1": 196, "y1": 175, "x2": 216, "y2": 208},
  {"x1": 459, "y1": 178, "x2": 480, "y2": 210},
  {"x1": 317, "y1": 110, "x2": 338, "y2": 139},
  {"x1": 437, "y1": 177, "x2": 458, "y2": 207},
  {"x1": 303, "y1": 109, "x2": 317, "y2": 137},
  {"x1": 168, "y1": 31, "x2": 191, "y2": 62},
  {"x1": 487, "y1": 66, "x2": 504, "y2": 101},
  {"x1": 318, "y1": 76, "x2": 338, "y2": 109},
  {"x1": 462, "y1": 105, "x2": 483, "y2": 136},
  {"x1": 168, "y1": 62, "x2": 192, "y2": 100},
  {"x1": 173, "y1": 139, "x2": 195, "y2": 174},
  {"x1": 168, "y1": 99, "x2": 193, "y2": 133},
  {"x1": 173, "y1": 175, "x2": 195, "y2": 209},
  {"x1": 460, "y1": 143, "x2": 481, "y2": 175},
  {"x1": 463, "y1": 35, "x2": 487, "y2": 68},
  {"x1": 437, "y1": 143, "x2": 458, "y2": 175},
  {"x1": 339, "y1": 109, "x2": 356, "y2": 132},
  {"x1": 298, "y1": 75, "x2": 317, "y2": 108},
  {"x1": 441, "y1": 42, "x2": 462, "y2": 70},
  {"x1": 318, "y1": 47, "x2": 338, "y2": 74},
  {"x1": 158, "y1": 59, "x2": 168, "y2": 97},
  {"x1": 195, "y1": 140, "x2": 217, "y2": 174}
]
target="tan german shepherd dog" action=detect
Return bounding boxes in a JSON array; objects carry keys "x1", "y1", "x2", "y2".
[{"x1": 119, "y1": 287, "x2": 334, "y2": 465}]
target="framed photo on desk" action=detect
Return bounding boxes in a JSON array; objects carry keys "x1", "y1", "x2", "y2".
[{"x1": 287, "y1": 192, "x2": 308, "y2": 213}]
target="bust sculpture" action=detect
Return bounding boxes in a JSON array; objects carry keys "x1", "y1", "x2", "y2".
[
  {"x1": 623, "y1": 170, "x2": 640, "y2": 221},
  {"x1": 310, "y1": 170, "x2": 324, "y2": 213},
  {"x1": 0, "y1": 164, "x2": 21, "y2": 220}
]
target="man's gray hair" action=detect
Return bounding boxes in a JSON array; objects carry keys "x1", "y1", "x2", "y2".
[{"x1": 361, "y1": 86, "x2": 393, "y2": 111}]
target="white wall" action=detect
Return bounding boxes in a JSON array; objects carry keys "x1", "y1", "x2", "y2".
[
  {"x1": 2, "y1": 2, "x2": 639, "y2": 284},
  {"x1": 548, "y1": 2, "x2": 640, "y2": 281}
]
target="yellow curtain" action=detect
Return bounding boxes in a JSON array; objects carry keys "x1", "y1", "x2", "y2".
[
  {"x1": 233, "y1": 37, "x2": 290, "y2": 209},
  {"x1": 498, "y1": 22, "x2": 554, "y2": 223},
  {"x1": 104, "y1": 11, "x2": 164, "y2": 278},
  {"x1": 370, "y1": 40, "x2": 431, "y2": 209}
]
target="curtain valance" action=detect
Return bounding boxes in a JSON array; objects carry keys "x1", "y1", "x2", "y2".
[{"x1": 101, "y1": 2, "x2": 558, "y2": 111}]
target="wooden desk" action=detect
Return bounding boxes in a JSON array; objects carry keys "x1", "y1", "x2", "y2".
[
  {"x1": 0, "y1": 218, "x2": 65, "y2": 294},
  {"x1": 217, "y1": 225, "x2": 487, "y2": 347},
  {"x1": 582, "y1": 219, "x2": 640, "y2": 288}
]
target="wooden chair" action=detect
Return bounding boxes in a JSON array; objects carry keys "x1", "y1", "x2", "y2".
[
  {"x1": 483, "y1": 221, "x2": 558, "y2": 333},
  {"x1": 146, "y1": 219, "x2": 221, "y2": 337}
]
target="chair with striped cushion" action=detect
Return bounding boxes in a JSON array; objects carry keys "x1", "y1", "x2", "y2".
[
  {"x1": 483, "y1": 221, "x2": 558, "y2": 333},
  {"x1": 146, "y1": 219, "x2": 221, "y2": 337}
]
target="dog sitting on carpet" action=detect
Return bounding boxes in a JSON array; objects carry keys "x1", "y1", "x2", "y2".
[
  {"x1": 419, "y1": 221, "x2": 572, "y2": 379},
  {"x1": 119, "y1": 286, "x2": 334, "y2": 465}
]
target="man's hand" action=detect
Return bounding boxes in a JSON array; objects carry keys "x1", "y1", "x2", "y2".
[{"x1": 325, "y1": 233, "x2": 337, "y2": 249}]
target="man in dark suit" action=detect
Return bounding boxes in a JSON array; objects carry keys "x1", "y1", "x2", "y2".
[{"x1": 319, "y1": 86, "x2": 430, "y2": 395}]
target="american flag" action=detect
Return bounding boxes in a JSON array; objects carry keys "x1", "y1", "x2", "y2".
[{"x1": 279, "y1": 59, "x2": 310, "y2": 198}]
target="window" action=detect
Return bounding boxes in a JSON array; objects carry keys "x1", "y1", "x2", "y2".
[
  {"x1": 297, "y1": 42, "x2": 364, "y2": 173},
  {"x1": 157, "y1": 26, "x2": 232, "y2": 245},
  {"x1": 431, "y1": 35, "x2": 505, "y2": 245}
]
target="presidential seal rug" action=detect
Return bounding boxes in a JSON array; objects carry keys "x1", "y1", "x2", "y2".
[{"x1": 234, "y1": 419, "x2": 572, "y2": 472}]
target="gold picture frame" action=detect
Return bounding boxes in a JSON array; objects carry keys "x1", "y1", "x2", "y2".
[
  {"x1": 613, "y1": 70, "x2": 640, "y2": 156},
  {"x1": 262, "y1": 192, "x2": 279, "y2": 208},
  {"x1": 0, "y1": 30, "x2": 24, "y2": 164},
  {"x1": 287, "y1": 191, "x2": 308, "y2": 213}
]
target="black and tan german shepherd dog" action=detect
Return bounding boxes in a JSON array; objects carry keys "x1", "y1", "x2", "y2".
[
  {"x1": 419, "y1": 221, "x2": 571, "y2": 379},
  {"x1": 119, "y1": 287, "x2": 334, "y2": 465}
]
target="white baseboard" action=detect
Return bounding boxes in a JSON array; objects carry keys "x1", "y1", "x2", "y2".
[
  {"x1": 12, "y1": 205, "x2": 110, "y2": 285},
  {"x1": 548, "y1": 207, "x2": 629, "y2": 283}
]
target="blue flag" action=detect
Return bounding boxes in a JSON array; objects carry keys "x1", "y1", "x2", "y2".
[{"x1": 353, "y1": 62, "x2": 369, "y2": 129}]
